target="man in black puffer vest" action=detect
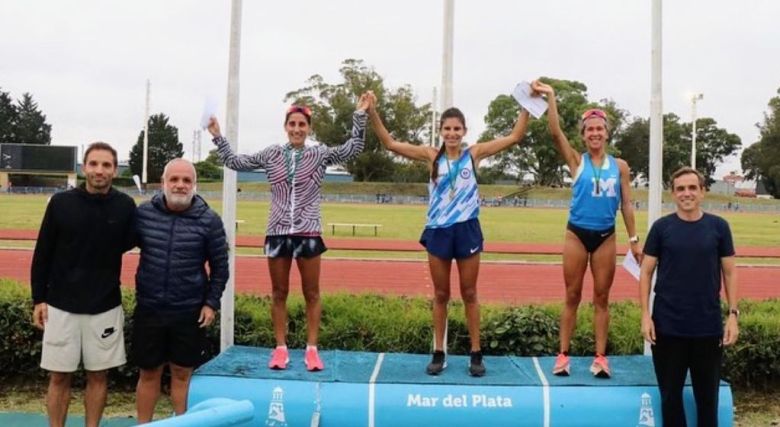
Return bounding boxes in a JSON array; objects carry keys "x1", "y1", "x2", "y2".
[{"x1": 132, "y1": 158, "x2": 228, "y2": 423}]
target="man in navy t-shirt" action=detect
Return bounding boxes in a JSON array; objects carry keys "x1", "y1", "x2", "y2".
[{"x1": 639, "y1": 167, "x2": 739, "y2": 427}]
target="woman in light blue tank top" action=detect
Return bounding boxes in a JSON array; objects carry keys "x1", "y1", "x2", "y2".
[
  {"x1": 367, "y1": 92, "x2": 530, "y2": 377},
  {"x1": 532, "y1": 80, "x2": 641, "y2": 379}
]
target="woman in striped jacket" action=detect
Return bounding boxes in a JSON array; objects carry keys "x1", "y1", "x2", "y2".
[{"x1": 207, "y1": 93, "x2": 370, "y2": 371}]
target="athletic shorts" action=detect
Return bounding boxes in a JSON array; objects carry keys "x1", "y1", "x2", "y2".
[
  {"x1": 40, "y1": 305, "x2": 126, "y2": 372},
  {"x1": 567, "y1": 222, "x2": 615, "y2": 253},
  {"x1": 264, "y1": 235, "x2": 327, "y2": 259},
  {"x1": 420, "y1": 218, "x2": 484, "y2": 260},
  {"x1": 131, "y1": 308, "x2": 208, "y2": 369}
]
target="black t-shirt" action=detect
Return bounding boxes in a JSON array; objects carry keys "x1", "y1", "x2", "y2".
[{"x1": 643, "y1": 212, "x2": 735, "y2": 337}]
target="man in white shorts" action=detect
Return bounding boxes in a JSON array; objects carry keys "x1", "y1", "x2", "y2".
[{"x1": 31, "y1": 142, "x2": 136, "y2": 427}]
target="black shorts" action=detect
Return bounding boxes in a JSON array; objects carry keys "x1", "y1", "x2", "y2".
[
  {"x1": 567, "y1": 222, "x2": 615, "y2": 253},
  {"x1": 264, "y1": 235, "x2": 327, "y2": 259},
  {"x1": 131, "y1": 308, "x2": 207, "y2": 369}
]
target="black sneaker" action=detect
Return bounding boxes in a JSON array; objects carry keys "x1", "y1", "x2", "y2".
[
  {"x1": 426, "y1": 351, "x2": 447, "y2": 375},
  {"x1": 469, "y1": 351, "x2": 486, "y2": 377}
]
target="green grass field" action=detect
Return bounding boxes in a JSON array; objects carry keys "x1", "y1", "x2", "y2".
[{"x1": 2, "y1": 193, "x2": 778, "y2": 247}]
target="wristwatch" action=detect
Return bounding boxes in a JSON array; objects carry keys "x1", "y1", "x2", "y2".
[
  {"x1": 629, "y1": 235, "x2": 640, "y2": 244},
  {"x1": 729, "y1": 308, "x2": 740, "y2": 318}
]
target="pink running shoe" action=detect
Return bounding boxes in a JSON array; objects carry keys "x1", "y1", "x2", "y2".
[
  {"x1": 590, "y1": 354, "x2": 611, "y2": 378},
  {"x1": 552, "y1": 353, "x2": 570, "y2": 376},
  {"x1": 305, "y1": 348, "x2": 324, "y2": 372},
  {"x1": 268, "y1": 347, "x2": 289, "y2": 370}
]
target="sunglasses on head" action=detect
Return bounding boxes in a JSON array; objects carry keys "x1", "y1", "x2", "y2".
[
  {"x1": 286, "y1": 105, "x2": 312, "y2": 118},
  {"x1": 581, "y1": 109, "x2": 608, "y2": 121}
]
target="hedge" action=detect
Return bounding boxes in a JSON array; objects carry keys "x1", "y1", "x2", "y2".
[{"x1": 1, "y1": 280, "x2": 778, "y2": 390}]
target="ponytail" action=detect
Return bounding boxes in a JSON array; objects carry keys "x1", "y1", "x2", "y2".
[{"x1": 430, "y1": 144, "x2": 447, "y2": 183}]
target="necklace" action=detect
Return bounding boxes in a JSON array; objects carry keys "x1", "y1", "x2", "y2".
[
  {"x1": 445, "y1": 151, "x2": 463, "y2": 199},
  {"x1": 284, "y1": 145, "x2": 304, "y2": 184}
]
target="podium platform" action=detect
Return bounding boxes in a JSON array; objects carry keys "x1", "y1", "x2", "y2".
[{"x1": 189, "y1": 346, "x2": 733, "y2": 427}]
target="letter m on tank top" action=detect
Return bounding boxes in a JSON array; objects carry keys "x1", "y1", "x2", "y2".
[{"x1": 592, "y1": 177, "x2": 618, "y2": 197}]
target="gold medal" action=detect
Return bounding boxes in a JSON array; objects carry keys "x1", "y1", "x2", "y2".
[{"x1": 449, "y1": 188, "x2": 455, "y2": 199}]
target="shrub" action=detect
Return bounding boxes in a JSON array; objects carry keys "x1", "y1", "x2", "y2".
[{"x1": 1, "y1": 280, "x2": 778, "y2": 390}]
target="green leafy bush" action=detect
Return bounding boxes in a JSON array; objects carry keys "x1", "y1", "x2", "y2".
[{"x1": 1, "y1": 280, "x2": 777, "y2": 390}]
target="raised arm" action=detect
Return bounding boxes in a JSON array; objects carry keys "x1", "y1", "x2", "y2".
[
  {"x1": 618, "y1": 159, "x2": 642, "y2": 263},
  {"x1": 531, "y1": 80, "x2": 580, "y2": 172},
  {"x1": 470, "y1": 109, "x2": 530, "y2": 163},
  {"x1": 367, "y1": 93, "x2": 437, "y2": 162},
  {"x1": 207, "y1": 117, "x2": 268, "y2": 171},
  {"x1": 324, "y1": 93, "x2": 369, "y2": 166}
]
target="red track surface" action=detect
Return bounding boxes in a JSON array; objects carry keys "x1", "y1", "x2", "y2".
[
  {"x1": 2, "y1": 229, "x2": 779, "y2": 258},
  {"x1": 2, "y1": 249, "x2": 777, "y2": 303}
]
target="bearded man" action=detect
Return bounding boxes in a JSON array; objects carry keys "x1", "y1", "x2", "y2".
[{"x1": 131, "y1": 158, "x2": 228, "y2": 423}]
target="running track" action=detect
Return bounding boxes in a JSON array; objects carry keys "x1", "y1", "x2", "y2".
[
  {"x1": 2, "y1": 229, "x2": 780, "y2": 257},
  {"x1": 2, "y1": 249, "x2": 777, "y2": 303}
]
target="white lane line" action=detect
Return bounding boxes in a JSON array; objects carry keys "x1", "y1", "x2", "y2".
[
  {"x1": 368, "y1": 353, "x2": 385, "y2": 427},
  {"x1": 532, "y1": 357, "x2": 551, "y2": 427}
]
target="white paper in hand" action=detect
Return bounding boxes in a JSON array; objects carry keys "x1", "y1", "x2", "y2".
[
  {"x1": 622, "y1": 249, "x2": 641, "y2": 281},
  {"x1": 512, "y1": 82, "x2": 548, "y2": 119},
  {"x1": 200, "y1": 95, "x2": 218, "y2": 130}
]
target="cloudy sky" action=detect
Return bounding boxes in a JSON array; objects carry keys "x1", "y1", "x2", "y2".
[{"x1": 2, "y1": 0, "x2": 778, "y2": 178}]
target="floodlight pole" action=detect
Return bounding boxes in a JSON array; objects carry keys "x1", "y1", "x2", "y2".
[
  {"x1": 690, "y1": 94, "x2": 703, "y2": 169},
  {"x1": 431, "y1": 87, "x2": 438, "y2": 147},
  {"x1": 142, "y1": 79, "x2": 150, "y2": 186},
  {"x1": 441, "y1": 0, "x2": 454, "y2": 111},
  {"x1": 220, "y1": 0, "x2": 242, "y2": 352}
]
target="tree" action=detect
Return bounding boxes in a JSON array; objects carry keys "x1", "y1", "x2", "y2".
[
  {"x1": 11, "y1": 93, "x2": 51, "y2": 145},
  {"x1": 0, "y1": 88, "x2": 18, "y2": 144},
  {"x1": 284, "y1": 59, "x2": 433, "y2": 182},
  {"x1": 742, "y1": 88, "x2": 780, "y2": 198},
  {"x1": 129, "y1": 113, "x2": 184, "y2": 183},
  {"x1": 478, "y1": 78, "x2": 625, "y2": 186},
  {"x1": 615, "y1": 114, "x2": 741, "y2": 187},
  {"x1": 194, "y1": 149, "x2": 223, "y2": 180}
]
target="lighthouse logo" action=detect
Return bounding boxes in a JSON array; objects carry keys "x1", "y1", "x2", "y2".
[
  {"x1": 266, "y1": 386, "x2": 288, "y2": 427},
  {"x1": 637, "y1": 392, "x2": 655, "y2": 427}
]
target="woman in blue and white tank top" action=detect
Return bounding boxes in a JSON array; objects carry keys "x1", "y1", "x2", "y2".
[
  {"x1": 532, "y1": 80, "x2": 641, "y2": 379},
  {"x1": 367, "y1": 92, "x2": 530, "y2": 377}
]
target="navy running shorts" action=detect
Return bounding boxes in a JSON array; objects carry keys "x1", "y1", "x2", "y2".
[{"x1": 419, "y1": 218, "x2": 484, "y2": 260}]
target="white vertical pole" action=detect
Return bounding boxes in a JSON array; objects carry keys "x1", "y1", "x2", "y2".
[
  {"x1": 431, "y1": 87, "x2": 438, "y2": 147},
  {"x1": 142, "y1": 79, "x2": 150, "y2": 185},
  {"x1": 438, "y1": 0, "x2": 454, "y2": 355},
  {"x1": 691, "y1": 101, "x2": 697, "y2": 169},
  {"x1": 645, "y1": 0, "x2": 664, "y2": 356},
  {"x1": 220, "y1": 0, "x2": 242, "y2": 352},
  {"x1": 440, "y1": 0, "x2": 454, "y2": 111},
  {"x1": 690, "y1": 94, "x2": 702, "y2": 169}
]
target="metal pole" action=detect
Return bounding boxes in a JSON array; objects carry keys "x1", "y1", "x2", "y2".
[
  {"x1": 645, "y1": 0, "x2": 664, "y2": 356},
  {"x1": 142, "y1": 79, "x2": 150, "y2": 185},
  {"x1": 690, "y1": 94, "x2": 702, "y2": 169},
  {"x1": 431, "y1": 87, "x2": 438, "y2": 147},
  {"x1": 220, "y1": 0, "x2": 242, "y2": 352},
  {"x1": 440, "y1": 0, "x2": 454, "y2": 111}
]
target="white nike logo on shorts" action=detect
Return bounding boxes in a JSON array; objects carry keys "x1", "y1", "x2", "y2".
[{"x1": 470, "y1": 246, "x2": 479, "y2": 254}]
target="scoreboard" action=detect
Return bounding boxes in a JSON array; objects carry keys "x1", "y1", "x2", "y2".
[{"x1": 0, "y1": 144, "x2": 77, "y2": 172}]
